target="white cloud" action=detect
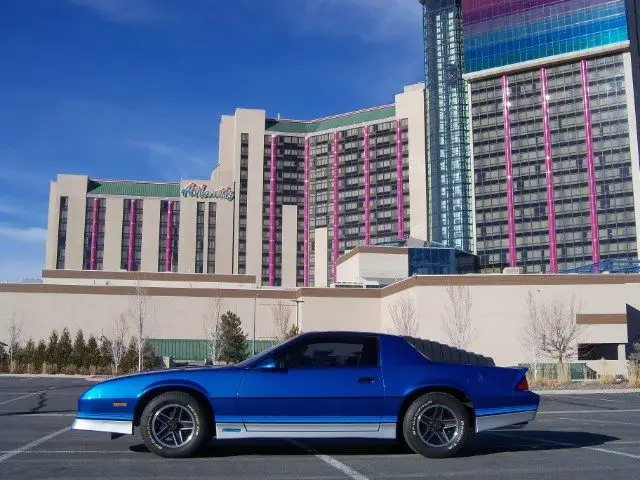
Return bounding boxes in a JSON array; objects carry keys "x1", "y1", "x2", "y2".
[
  {"x1": 289, "y1": 0, "x2": 422, "y2": 43},
  {"x1": 0, "y1": 225, "x2": 47, "y2": 243},
  {"x1": 130, "y1": 141, "x2": 215, "y2": 180}
]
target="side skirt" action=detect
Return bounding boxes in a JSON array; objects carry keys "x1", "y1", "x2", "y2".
[
  {"x1": 475, "y1": 410, "x2": 537, "y2": 433},
  {"x1": 216, "y1": 423, "x2": 397, "y2": 440}
]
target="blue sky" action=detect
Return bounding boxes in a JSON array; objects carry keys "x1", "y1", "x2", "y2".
[{"x1": 0, "y1": 0, "x2": 423, "y2": 282}]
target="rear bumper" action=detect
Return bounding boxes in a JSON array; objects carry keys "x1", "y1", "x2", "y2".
[
  {"x1": 72, "y1": 418, "x2": 133, "y2": 435},
  {"x1": 475, "y1": 409, "x2": 537, "y2": 433}
]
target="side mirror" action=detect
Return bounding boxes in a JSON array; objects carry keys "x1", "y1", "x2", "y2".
[{"x1": 256, "y1": 358, "x2": 278, "y2": 370}]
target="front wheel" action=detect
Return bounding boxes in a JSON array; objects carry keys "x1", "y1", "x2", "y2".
[
  {"x1": 140, "y1": 391, "x2": 211, "y2": 458},
  {"x1": 402, "y1": 392, "x2": 470, "y2": 459}
]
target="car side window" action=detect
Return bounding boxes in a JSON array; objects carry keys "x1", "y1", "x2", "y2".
[{"x1": 276, "y1": 336, "x2": 378, "y2": 369}]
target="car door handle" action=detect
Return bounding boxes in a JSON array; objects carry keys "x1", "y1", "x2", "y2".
[{"x1": 358, "y1": 376, "x2": 376, "y2": 383}]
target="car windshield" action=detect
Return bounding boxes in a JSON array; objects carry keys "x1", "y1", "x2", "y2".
[{"x1": 234, "y1": 337, "x2": 294, "y2": 368}]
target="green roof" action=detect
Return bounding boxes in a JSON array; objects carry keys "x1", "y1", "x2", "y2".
[
  {"x1": 87, "y1": 180, "x2": 180, "y2": 198},
  {"x1": 266, "y1": 105, "x2": 396, "y2": 134}
]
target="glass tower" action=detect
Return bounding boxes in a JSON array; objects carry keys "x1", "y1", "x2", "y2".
[{"x1": 418, "y1": 0, "x2": 473, "y2": 252}]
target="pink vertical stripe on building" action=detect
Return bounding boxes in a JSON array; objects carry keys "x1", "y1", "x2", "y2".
[
  {"x1": 303, "y1": 137, "x2": 310, "y2": 287},
  {"x1": 165, "y1": 200, "x2": 173, "y2": 272},
  {"x1": 332, "y1": 132, "x2": 339, "y2": 282},
  {"x1": 580, "y1": 59, "x2": 600, "y2": 266},
  {"x1": 364, "y1": 126, "x2": 371, "y2": 246},
  {"x1": 268, "y1": 135, "x2": 277, "y2": 286},
  {"x1": 127, "y1": 199, "x2": 136, "y2": 272},
  {"x1": 89, "y1": 197, "x2": 99, "y2": 270},
  {"x1": 540, "y1": 68, "x2": 558, "y2": 274},
  {"x1": 501, "y1": 76, "x2": 517, "y2": 268},
  {"x1": 395, "y1": 120, "x2": 405, "y2": 239}
]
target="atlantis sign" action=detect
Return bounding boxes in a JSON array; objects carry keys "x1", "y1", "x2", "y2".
[{"x1": 181, "y1": 183, "x2": 235, "y2": 201}]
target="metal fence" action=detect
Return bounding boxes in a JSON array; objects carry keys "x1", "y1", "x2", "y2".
[
  {"x1": 149, "y1": 339, "x2": 278, "y2": 362},
  {"x1": 518, "y1": 363, "x2": 598, "y2": 381}
]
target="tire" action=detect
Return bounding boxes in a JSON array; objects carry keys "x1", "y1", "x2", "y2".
[
  {"x1": 140, "y1": 391, "x2": 211, "y2": 458},
  {"x1": 402, "y1": 392, "x2": 470, "y2": 459}
]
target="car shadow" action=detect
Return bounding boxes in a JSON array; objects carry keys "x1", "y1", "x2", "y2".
[
  {"x1": 460, "y1": 430, "x2": 619, "y2": 457},
  {"x1": 128, "y1": 430, "x2": 619, "y2": 458}
]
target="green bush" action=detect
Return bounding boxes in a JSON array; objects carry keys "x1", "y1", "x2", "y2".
[
  {"x1": 72, "y1": 330, "x2": 87, "y2": 368},
  {"x1": 217, "y1": 311, "x2": 248, "y2": 364}
]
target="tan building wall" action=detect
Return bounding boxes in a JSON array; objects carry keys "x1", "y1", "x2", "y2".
[
  {"x1": 1, "y1": 273, "x2": 638, "y2": 374},
  {"x1": 141, "y1": 199, "x2": 161, "y2": 272},
  {"x1": 103, "y1": 197, "x2": 124, "y2": 271},
  {"x1": 396, "y1": 83, "x2": 428, "y2": 241}
]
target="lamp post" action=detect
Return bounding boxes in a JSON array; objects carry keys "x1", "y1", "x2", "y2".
[
  {"x1": 252, "y1": 292, "x2": 259, "y2": 355},
  {"x1": 292, "y1": 300, "x2": 304, "y2": 330}
]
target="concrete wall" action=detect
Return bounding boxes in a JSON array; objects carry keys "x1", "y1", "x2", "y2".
[
  {"x1": 381, "y1": 278, "x2": 637, "y2": 373},
  {"x1": 2, "y1": 274, "x2": 639, "y2": 375}
]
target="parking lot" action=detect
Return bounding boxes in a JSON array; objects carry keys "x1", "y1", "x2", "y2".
[{"x1": 0, "y1": 376, "x2": 639, "y2": 480}]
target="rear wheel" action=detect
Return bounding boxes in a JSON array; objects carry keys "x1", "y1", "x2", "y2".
[
  {"x1": 402, "y1": 392, "x2": 470, "y2": 459},
  {"x1": 140, "y1": 391, "x2": 211, "y2": 458}
]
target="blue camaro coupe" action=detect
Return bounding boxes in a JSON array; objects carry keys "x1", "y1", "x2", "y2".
[{"x1": 73, "y1": 331, "x2": 539, "y2": 458}]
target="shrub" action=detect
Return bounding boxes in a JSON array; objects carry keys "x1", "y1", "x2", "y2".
[
  {"x1": 86, "y1": 335, "x2": 100, "y2": 369},
  {"x1": 34, "y1": 340, "x2": 47, "y2": 371},
  {"x1": 120, "y1": 337, "x2": 138, "y2": 373},
  {"x1": 217, "y1": 311, "x2": 248, "y2": 364},
  {"x1": 57, "y1": 328, "x2": 73, "y2": 369},
  {"x1": 72, "y1": 330, "x2": 87, "y2": 368},
  {"x1": 46, "y1": 330, "x2": 59, "y2": 365},
  {"x1": 63, "y1": 365, "x2": 77, "y2": 375}
]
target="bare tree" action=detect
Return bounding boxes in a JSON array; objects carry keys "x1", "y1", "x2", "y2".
[
  {"x1": 387, "y1": 293, "x2": 418, "y2": 336},
  {"x1": 520, "y1": 291, "x2": 545, "y2": 381},
  {"x1": 271, "y1": 301, "x2": 293, "y2": 341},
  {"x1": 203, "y1": 294, "x2": 224, "y2": 363},
  {"x1": 441, "y1": 284, "x2": 474, "y2": 349},
  {"x1": 129, "y1": 278, "x2": 154, "y2": 372},
  {"x1": 7, "y1": 313, "x2": 23, "y2": 369},
  {"x1": 523, "y1": 291, "x2": 584, "y2": 365},
  {"x1": 107, "y1": 314, "x2": 128, "y2": 376}
]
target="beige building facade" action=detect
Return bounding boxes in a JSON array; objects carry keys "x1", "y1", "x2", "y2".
[
  {"x1": 45, "y1": 83, "x2": 429, "y2": 288},
  {"x1": 1, "y1": 269, "x2": 638, "y2": 375}
]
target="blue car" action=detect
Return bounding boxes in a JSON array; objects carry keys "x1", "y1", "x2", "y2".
[{"x1": 72, "y1": 331, "x2": 539, "y2": 458}]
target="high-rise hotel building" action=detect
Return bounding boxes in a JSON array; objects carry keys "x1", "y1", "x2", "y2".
[
  {"x1": 463, "y1": 0, "x2": 640, "y2": 273},
  {"x1": 45, "y1": 84, "x2": 428, "y2": 287}
]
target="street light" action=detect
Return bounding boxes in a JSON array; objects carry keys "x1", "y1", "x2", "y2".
[
  {"x1": 252, "y1": 292, "x2": 259, "y2": 356},
  {"x1": 292, "y1": 300, "x2": 304, "y2": 330}
]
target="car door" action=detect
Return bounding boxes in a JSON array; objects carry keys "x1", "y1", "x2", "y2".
[{"x1": 236, "y1": 334, "x2": 384, "y2": 433}]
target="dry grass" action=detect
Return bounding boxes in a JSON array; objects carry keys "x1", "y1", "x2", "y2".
[{"x1": 628, "y1": 362, "x2": 640, "y2": 388}]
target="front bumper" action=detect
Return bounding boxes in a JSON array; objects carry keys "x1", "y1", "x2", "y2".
[{"x1": 72, "y1": 418, "x2": 133, "y2": 435}]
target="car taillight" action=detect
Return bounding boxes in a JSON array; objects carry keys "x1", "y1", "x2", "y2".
[{"x1": 516, "y1": 377, "x2": 529, "y2": 391}]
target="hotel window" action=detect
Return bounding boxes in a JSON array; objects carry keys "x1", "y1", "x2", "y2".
[
  {"x1": 82, "y1": 198, "x2": 106, "y2": 270},
  {"x1": 55, "y1": 196, "x2": 69, "y2": 269},
  {"x1": 238, "y1": 133, "x2": 249, "y2": 274},
  {"x1": 158, "y1": 200, "x2": 180, "y2": 272},
  {"x1": 120, "y1": 199, "x2": 143, "y2": 271},
  {"x1": 195, "y1": 202, "x2": 205, "y2": 273},
  {"x1": 207, "y1": 202, "x2": 216, "y2": 273}
]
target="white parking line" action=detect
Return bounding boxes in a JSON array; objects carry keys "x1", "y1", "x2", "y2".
[
  {"x1": 0, "y1": 426, "x2": 71, "y2": 464},
  {"x1": 289, "y1": 440, "x2": 370, "y2": 480},
  {"x1": 558, "y1": 417, "x2": 640, "y2": 427},
  {"x1": 539, "y1": 408, "x2": 640, "y2": 415},
  {"x1": 0, "y1": 388, "x2": 54, "y2": 406},
  {"x1": 0, "y1": 450, "x2": 130, "y2": 454},
  {"x1": 488, "y1": 431, "x2": 640, "y2": 460}
]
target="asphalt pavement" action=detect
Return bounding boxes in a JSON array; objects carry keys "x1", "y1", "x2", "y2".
[{"x1": 0, "y1": 375, "x2": 639, "y2": 479}]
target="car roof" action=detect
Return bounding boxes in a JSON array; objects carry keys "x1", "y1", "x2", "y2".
[{"x1": 298, "y1": 331, "x2": 397, "y2": 339}]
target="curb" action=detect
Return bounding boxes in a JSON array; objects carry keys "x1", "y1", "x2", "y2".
[
  {"x1": 535, "y1": 388, "x2": 640, "y2": 395},
  {"x1": 0, "y1": 373, "x2": 110, "y2": 381}
]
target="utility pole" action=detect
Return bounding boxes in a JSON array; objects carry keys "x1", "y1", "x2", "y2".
[
  {"x1": 252, "y1": 292, "x2": 259, "y2": 355},
  {"x1": 292, "y1": 299, "x2": 304, "y2": 330}
]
